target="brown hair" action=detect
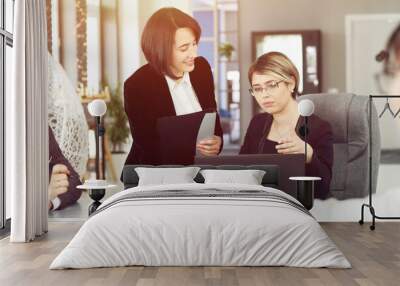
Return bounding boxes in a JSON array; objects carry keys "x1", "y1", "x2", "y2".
[
  {"x1": 141, "y1": 7, "x2": 201, "y2": 79},
  {"x1": 248, "y1": 52, "x2": 300, "y2": 98},
  {"x1": 376, "y1": 24, "x2": 400, "y2": 75}
]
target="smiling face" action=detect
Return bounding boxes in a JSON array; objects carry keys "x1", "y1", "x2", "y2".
[
  {"x1": 251, "y1": 72, "x2": 295, "y2": 114},
  {"x1": 170, "y1": 28, "x2": 198, "y2": 78}
]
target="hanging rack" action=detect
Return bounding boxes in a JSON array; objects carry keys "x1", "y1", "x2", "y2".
[
  {"x1": 394, "y1": 106, "x2": 400, "y2": 118},
  {"x1": 378, "y1": 97, "x2": 396, "y2": 118},
  {"x1": 360, "y1": 95, "x2": 400, "y2": 230}
]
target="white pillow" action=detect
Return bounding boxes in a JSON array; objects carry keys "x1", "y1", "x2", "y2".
[
  {"x1": 200, "y1": 169, "x2": 266, "y2": 185},
  {"x1": 135, "y1": 167, "x2": 201, "y2": 186}
]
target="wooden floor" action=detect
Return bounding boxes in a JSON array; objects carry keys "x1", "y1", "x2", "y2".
[{"x1": 1, "y1": 222, "x2": 400, "y2": 286}]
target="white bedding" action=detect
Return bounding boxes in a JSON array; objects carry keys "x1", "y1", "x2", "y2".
[{"x1": 50, "y1": 183, "x2": 351, "y2": 269}]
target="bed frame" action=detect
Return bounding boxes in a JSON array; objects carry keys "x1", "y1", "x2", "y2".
[
  {"x1": 195, "y1": 154, "x2": 305, "y2": 197},
  {"x1": 122, "y1": 154, "x2": 305, "y2": 199},
  {"x1": 122, "y1": 164, "x2": 277, "y2": 188}
]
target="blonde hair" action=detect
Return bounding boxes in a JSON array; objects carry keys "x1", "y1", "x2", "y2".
[{"x1": 248, "y1": 52, "x2": 300, "y2": 98}]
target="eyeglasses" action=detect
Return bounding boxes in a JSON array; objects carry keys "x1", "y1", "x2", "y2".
[{"x1": 249, "y1": 80, "x2": 285, "y2": 97}]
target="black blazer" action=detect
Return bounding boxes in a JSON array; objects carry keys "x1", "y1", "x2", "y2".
[
  {"x1": 123, "y1": 56, "x2": 223, "y2": 166},
  {"x1": 240, "y1": 113, "x2": 333, "y2": 199},
  {"x1": 49, "y1": 126, "x2": 82, "y2": 210}
]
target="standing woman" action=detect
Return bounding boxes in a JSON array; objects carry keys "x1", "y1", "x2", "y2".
[
  {"x1": 240, "y1": 52, "x2": 333, "y2": 199},
  {"x1": 123, "y1": 7, "x2": 223, "y2": 166}
]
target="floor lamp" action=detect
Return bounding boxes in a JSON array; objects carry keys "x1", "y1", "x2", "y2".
[
  {"x1": 293, "y1": 99, "x2": 319, "y2": 210},
  {"x1": 88, "y1": 99, "x2": 107, "y2": 179},
  {"x1": 298, "y1": 99, "x2": 315, "y2": 161},
  {"x1": 86, "y1": 99, "x2": 107, "y2": 214}
]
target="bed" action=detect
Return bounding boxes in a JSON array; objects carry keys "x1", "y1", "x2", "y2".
[{"x1": 50, "y1": 164, "x2": 350, "y2": 269}]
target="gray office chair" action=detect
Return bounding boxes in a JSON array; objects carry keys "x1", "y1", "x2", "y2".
[{"x1": 300, "y1": 93, "x2": 381, "y2": 200}]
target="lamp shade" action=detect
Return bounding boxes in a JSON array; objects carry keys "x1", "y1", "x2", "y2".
[
  {"x1": 298, "y1": 99, "x2": 315, "y2": 117},
  {"x1": 88, "y1": 99, "x2": 107, "y2": 117}
]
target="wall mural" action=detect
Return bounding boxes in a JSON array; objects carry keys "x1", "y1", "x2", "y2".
[{"x1": 45, "y1": 1, "x2": 400, "y2": 227}]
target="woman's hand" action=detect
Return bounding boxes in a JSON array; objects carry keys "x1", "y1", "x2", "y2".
[
  {"x1": 275, "y1": 132, "x2": 314, "y2": 163},
  {"x1": 196, "y1": 135, "x2": 222, "y2": 156},
  {"x1": 48, "y1": 164, "x2": 70, "y2": 206}
]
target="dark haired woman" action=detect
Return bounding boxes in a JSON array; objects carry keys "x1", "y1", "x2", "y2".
[
  {"x1": 123, "y1": 7, "x2": 223, "y2": 167},
  {"x1": 240, "y1": 52, "x2": 333, "y2": 199}
]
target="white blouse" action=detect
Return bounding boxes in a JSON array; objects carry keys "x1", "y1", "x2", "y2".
[{"x1": 164, "y1": 72, "x2": 202, "y2": 115}]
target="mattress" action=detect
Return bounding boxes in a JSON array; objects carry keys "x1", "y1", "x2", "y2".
[{"x1": 50, "y1": 183, "x2": 350, "y2": 269}]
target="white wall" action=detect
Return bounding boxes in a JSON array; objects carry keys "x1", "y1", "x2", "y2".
[{"x1": 346, "y1": 14, "x2": 400, "y2": 149}]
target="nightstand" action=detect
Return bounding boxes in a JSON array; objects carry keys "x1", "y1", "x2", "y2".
[
  {"x1": 289, "y1": 176, "x2": 321, "y2": 210},
  {"x1": 77, "y1": 183, "x2": 116, "y2": 215}
]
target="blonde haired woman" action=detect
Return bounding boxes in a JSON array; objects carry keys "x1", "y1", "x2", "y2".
[{"x1": 240, "y1": 52, "x2": 333, "y2": 199}]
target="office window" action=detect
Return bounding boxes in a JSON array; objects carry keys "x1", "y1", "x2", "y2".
[
  {"x1": 5, "y1": 0, "x2": 13, "y2": 33},
  {"x1": 193, "y1": 10, "x2": 214, "y2": 37},
  {"x1": 1, "y1": 0, "x2": 14, "y2": 231},
  {"x1": 192, "y1": 0, "x2": 240, "y2": 145}
]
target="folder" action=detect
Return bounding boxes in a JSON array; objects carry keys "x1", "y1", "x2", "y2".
[{"x1": 157, "y1": 110, "x2": 216, "y2": 165}]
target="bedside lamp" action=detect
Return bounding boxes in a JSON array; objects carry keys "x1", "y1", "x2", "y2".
[{"x1": 88, "y1": 99, "x2": 107, "y2": 179}]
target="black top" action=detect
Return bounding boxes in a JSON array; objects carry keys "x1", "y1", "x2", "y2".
[
  {"x1": 240, "y1": 113, "x2": 333, "y2": 199},
  {"x1": 123, "y1": 56, "x2": 223, "y2": 166}
]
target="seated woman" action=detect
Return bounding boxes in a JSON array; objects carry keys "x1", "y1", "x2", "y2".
[{"x1": 240, "y1": 52, "x2": 333, "y2": 199}]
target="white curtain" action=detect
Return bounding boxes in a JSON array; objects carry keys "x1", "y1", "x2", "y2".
[{"x1": 7, "y1": 0, "x2": 48, "y2": 242}]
